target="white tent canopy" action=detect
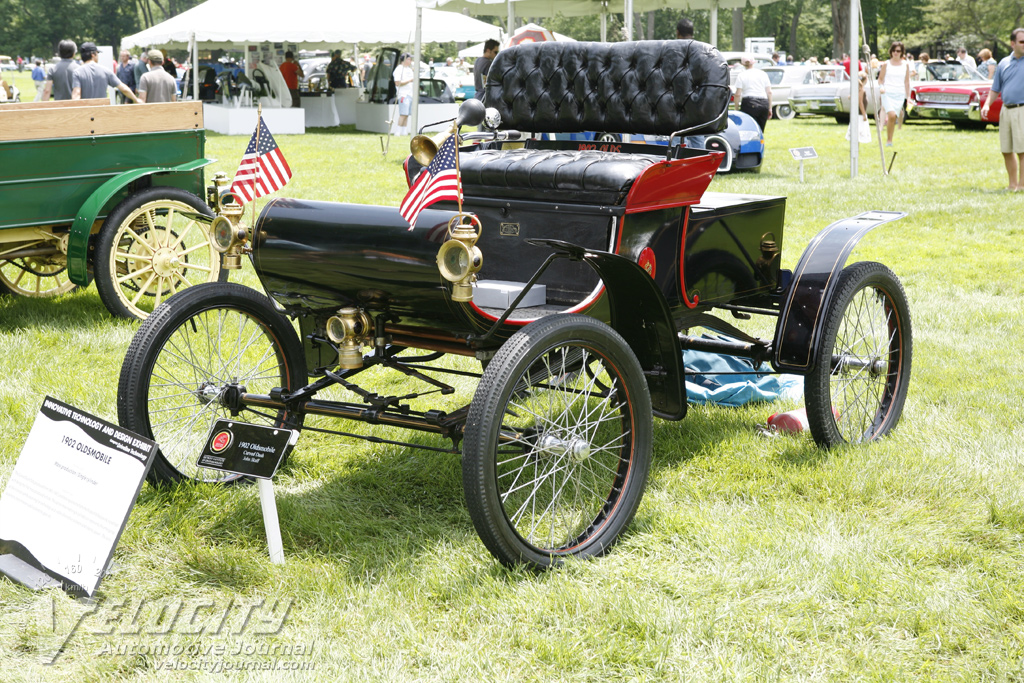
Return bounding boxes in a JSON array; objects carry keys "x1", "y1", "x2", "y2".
[{"x1": 121, "y1": 0, "x2": 502, "y2": 52}]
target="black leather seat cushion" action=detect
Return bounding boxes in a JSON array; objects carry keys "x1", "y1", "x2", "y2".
[
  {"x1": 458, "y1": 148, "x2": 662, "y2": 205},
  {"x1": 483, "y1": 40, "x2": 730, "y2": 136}
]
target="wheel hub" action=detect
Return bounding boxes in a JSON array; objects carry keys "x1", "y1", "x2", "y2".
[
  {"x1": 196, "y1": 382, "x2": 222, "y2": 405},
  {"x1": 152, "y1": 247, "x2": 182, "y2": 277},
  {"x1": 833, "y1": 353, "x2": 889, "y2": 377},
  {"x1": 537, "y1": 433, "x2": 591, "y2": 462}
]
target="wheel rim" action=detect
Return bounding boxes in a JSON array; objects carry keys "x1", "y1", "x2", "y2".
[
  {"x1": 494, "y1": 343, "x2": 635, "y2": 555},
  {"x1": 0, "y1": 256, "x2": 76, "y2": 297},
  {"x1": 828, "y1": 285, "x2": 903, "y2": 443},
  {"x1": 145, "y1": 306, "x2": 293, "y2": 483},
  {"x1": 108, "y1": 200, "x2": 220, "y2": 318}
]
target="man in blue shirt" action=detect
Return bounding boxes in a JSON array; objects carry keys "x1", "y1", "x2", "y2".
[
  {"x1": 31, "y1": 59, "x2": 45, "y2": 101},
  {"x1": 982, "y1": 27, "x2": 1024, "y2": 191}
]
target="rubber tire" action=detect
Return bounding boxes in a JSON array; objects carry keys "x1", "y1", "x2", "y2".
[
  {"x1": 834, "y1": 113, "x2": 850, "y2": 124},
  {"x1": 804, "y1": 262, "x2": 912, "y2": 447},
  {"x1": 118, "y1": 282, "x2": 307, "y2": 486},
  {"x1": 462, "y1": 314, "x2": 653, "y2": 569},
  {"x1": 95, "y1": 186, "x2": 225, "y2": 321},
  {"x1": 774, "y1": 103, "x2": 795, "y2": 120}
]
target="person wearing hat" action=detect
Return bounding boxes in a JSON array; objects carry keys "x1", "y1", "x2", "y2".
[
  {"x1": 137, "y1": 49, "x2": 177, "y2": 103},
  {"x1": 72, "y1": 42, "x2": 140, "y2": 103}
]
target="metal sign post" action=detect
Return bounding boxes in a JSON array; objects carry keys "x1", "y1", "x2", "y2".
[{"x1": 789, "y1": 147, "x2": 818, "y2": 183}]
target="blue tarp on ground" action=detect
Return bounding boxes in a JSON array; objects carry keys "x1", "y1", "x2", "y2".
[{"x1": 684, "y1": 341, "x2": 803, "y2": 407}]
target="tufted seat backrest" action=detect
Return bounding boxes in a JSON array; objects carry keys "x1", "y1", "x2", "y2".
[{"x1": 483, "y1": 40, "x2": 730, "y2": 137}]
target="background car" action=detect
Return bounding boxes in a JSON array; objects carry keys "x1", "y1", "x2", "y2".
[
  {"x1": 908, "y1": 61, "x2": 1000, "y2": 129},
  {"x1": 549, "y1": 110, "x2": 765, "y2": 174},
  {"x1": 0, "y1": 56, "x2": 16, "y2": 71},
  {"x1": 788, "y1": 66, "x2": 850, "y2": 120},
  {"x1": 762, "y1": 65, "x2": 812, "y2": 120}
]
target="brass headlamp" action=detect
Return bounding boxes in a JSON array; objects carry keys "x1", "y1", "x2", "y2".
[
  {"x1": 437, "y1": 214, "x2": 483, "y2": 302},
  {"x1": 325, "y1": 307, "x2": 374, "y2": 369},
  {"x1": 207, "y1": 173, "x2": 249, "y2": 269}
]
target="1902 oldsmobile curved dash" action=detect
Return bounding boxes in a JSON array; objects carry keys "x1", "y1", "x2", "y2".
[{"x1": 117, "y1": 41, "x2": 912, "y2": 569}]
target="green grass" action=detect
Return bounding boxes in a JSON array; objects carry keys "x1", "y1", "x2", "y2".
[{"x1": 2, "y1": 114, "x2": 1024, "y2": 682}]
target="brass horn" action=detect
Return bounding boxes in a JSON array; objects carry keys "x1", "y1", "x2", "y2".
[{"x1": 410, "y1": 131, "x2": 451, "y2": 166}]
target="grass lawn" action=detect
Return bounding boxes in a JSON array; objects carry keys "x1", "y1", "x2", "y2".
[{"x1": 1, "y1": 108, "x2": 1023, "y2": 682}]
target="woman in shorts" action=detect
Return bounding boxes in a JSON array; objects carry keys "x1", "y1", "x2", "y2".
[{"x1": 877, "y1": 41, "x2": 911, "y2": 146}]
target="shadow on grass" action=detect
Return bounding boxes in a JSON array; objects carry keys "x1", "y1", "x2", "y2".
[
  {"x1": 0, "y1": 288, "x2": 123, "y2": 332},
  {"x1": 138, "y1": 387, "x2": 845, "y2": 588}
]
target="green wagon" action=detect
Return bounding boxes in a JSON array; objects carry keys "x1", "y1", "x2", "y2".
[{"x1": 0, "y1": 98, "x2": 225, "y2": 319}]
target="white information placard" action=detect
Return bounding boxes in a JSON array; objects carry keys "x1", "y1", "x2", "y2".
[{"x1": 0, "y1": 397, "x2": 155, "y2": 596}]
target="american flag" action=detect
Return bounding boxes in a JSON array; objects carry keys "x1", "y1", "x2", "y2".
[
  {"x1": 230, "y1": 116, "x2": 292, "y2": 204},
  {"x1": 400, "y1": 134, "x2": 462, "y2": 228}
]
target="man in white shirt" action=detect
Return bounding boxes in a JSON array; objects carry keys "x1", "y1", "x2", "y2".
[
  {"x1": 957, "y1": 48, "x2": 977, "y2": 72},
  {"x1": 392, "y1": 53, "x2": 415, "y2": 136},
  {"x1": 733, "y1": 56, "x2": 772, "y2": 133}
]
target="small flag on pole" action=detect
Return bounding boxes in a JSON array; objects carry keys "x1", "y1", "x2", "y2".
[
  {"x1": 400, "y1": 134, "x2": 462, "y2": 229},
  {"x1": 230, "y1": 116, "x2": 292, "y2": 204}
]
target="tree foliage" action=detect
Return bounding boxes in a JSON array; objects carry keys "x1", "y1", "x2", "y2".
[{"x1": 0, "y1": 0, "x2": 1018, "y2": 62}]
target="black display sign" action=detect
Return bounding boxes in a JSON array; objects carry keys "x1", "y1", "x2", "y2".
[{"x1": 197, "y1": 420, "x2": 294, "y2": 480}]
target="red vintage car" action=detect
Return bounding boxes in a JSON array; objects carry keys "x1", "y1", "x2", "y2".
[{"x1": 908, "y1": 61, "x2": 1002, "y2": 129}]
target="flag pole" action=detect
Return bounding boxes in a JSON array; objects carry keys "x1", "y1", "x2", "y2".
[
  {"x1": 252, "y1": 103, "x2": 262, "y2": 227},
  {"x1": 452, "y1": 120, "x2": 463, "y2": 216}
]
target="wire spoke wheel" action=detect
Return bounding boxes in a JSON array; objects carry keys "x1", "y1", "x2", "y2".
[
  {"x1": 118, "y1": 283, "x2": 305, "y2": 486},
  {"x1": 96, "y1": 187, "x2": 224, "y2": 320},
  {"x1": 805, "y1": 261, "x2": 912, "y2": 447},
  {"x1": 463, "y1": 315, "x2": 652, "y2": 569},
  {"x1": 0, "y1": 255, "x2": 77, "y2": 298}
]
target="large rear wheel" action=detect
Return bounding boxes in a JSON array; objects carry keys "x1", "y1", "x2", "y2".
[
  {"x1": 0, "y1": 256, "x2": 77, "y2": 298},
  {"x1": 462, "y1": 315, "x2": 653, "y2": 569},
  {"x1": 804, "y1": 262, "x2": 912, "y2": 447},
  {"x1": 118, "y1": 283, "x2": 306, "y2": 486}
]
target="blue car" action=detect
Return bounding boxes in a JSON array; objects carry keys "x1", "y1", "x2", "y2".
[{"x1": 546, "y1": 111, "x2": 765, "y2": 174}]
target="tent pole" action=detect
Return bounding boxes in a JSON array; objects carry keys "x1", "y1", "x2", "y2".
[
  {"x1": 507, "y1": 1, "x2": 515, "y2": 35},
  {"x1": 190, "y1": 32, "x2": 199, "y2": 102},
  {"x1": 412, "y1": 8, "x2": 423, "y2": 136},
  {"x1": 848, "y1": 0, "x2": 859, "y2": 178},
  {"x1": 625, "y1": 0, "x2": 633, "y2": 40},
  {"x1": 601, "y1": 13, "x2": 607, "y2": 43},
  {"x1": 710, "y1": 1, "x2": 718, "y2": 47}
]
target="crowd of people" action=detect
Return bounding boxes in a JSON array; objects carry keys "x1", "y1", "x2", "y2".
[{"x1": 29, "y1": 40, "x2": 183, "y2": 104}]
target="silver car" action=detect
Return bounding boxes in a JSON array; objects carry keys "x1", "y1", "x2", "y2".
[{"x1": 788, "y1": 66, "x2": 850, "y2": 119}]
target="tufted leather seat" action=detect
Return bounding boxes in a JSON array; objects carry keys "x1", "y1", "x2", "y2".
[
  {"x1": 458, "y1": 148, "x2": 663, "y2": 205},
  {"x1": 483, "y1": 40, "x2": 730, "y2": 136},
  {"x1": 413, "y1": 41, "x2": 730, "y2": 205}
]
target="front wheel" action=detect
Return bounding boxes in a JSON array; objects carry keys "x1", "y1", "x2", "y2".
[
  {"x1": 117, "y1": 283, "x2": 307, "y2": 486},
  {"x1": 804, "y1": 262, "x2": 912, "y2": 447},
  {"x1": 95, "y1": 186, "x2": 226, "y2": 320},
  {"x1": 462, "y1": 315, "x2": 653, "y2": 569}
]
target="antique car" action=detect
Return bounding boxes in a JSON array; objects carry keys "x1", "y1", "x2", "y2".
[
  {"x1": 908, "y1": 61, "x2": 1001, "y2": 129},
  {"x1": 117, "y1": 40, "x2": 913, "y2": 570},
  {"x1": 0, "y1": 98, "x2": 225, "y2": 318},
  {"x1": 539, "y1": 109, "x2": 765, "y2": 174}
]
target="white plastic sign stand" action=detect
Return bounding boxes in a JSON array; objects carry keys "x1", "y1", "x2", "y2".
[
  {"x1": 197, "y1": 420, "x2": 299, "y2": 565},
  {"x1": 0, "y1": 397, "x2": 155, "y2": 596},
  {"x1": 789, "y1": 146, "x2": 818, "y2": 183}
]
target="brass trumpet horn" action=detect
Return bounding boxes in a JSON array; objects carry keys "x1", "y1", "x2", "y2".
[{"x1": 410, "y1": 131, "x2": 450, "y2": 166}]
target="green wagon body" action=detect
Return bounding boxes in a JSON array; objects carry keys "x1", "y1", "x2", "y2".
[{"x1": 0, "y1": 99, "x2": 222, "y2": 317}]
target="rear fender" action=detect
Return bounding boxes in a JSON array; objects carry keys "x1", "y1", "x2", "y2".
[
  {"x1": 577, "y1": 248, "x2": 686, "y2": 420},
  {"x1": 772, "y1": 210, "x2": 906, "y2": 373},
  {"x1": 66, "y1": 158, "x2": 214, "y2": 285}
]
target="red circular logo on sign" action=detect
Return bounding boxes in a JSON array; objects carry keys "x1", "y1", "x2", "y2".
[
  {"x1": 211, "y1": 430, "x2": 233, "y2": 453},
  {"x1": 638, "y1": 247, "x2": 656, "y2": 278}
]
